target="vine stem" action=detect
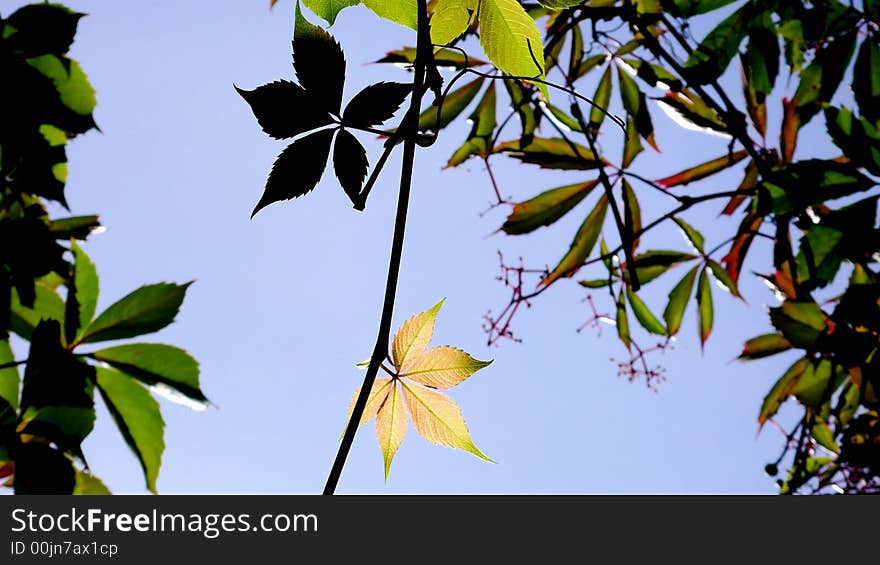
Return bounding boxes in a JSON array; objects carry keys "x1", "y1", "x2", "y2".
[{"x1": 322, "y1": 0, "x2": 431, "y2": 495}]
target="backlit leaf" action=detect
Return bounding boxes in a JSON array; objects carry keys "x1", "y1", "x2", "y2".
[
  {"x1": 759, "y1": 357, "x2": 807, "y2": 426},
  {"x1": 74, "y1": 470, "x2": 111, "y2": 495},
  {"x1": 479, "y1": 0, "x2": 546, "y2": 94},
  {"x1": 706, "y1": 259, "x2": 741, "y2": 298},
  {"x1": 91, "y1": 343, "x2": 206, "y2": 407},
  {"x1": 10, "y1": 281, "x2": 65, "y2": 341},
  {"x1": 589, "y1": 65, "x2": 613, "y2": 129},
  {"x1": 617, "y1": 64, "x2": 656, "y2": 150},
  {"x1": 657, "y1": 150, "x2": 747, "y2": 187},
  {"x1": 252, "y1": 128, "x2": 334, "y2": 216},
  {"x1": 446, "y1": 82, "x2": 497, "y2": 166},
  {"x1": 503, "y1": 79, "x2": 538, "y2": 146},
  {"x1": 26, "y1": 55, "x2": 96, "y2": 116},
  {"x1": 769, "y1": 301, "x2": 826, "y2": 348},
  {"x1": 494, "y1": 137, "x2": 601, "y2": 170},
  {"x1": 419, "y1": 77, "x2": 484, "y2": 132},
  {"x1": 96, "y1": 367, "x2": 164, "y2": 493},
  {"x1": 347, "y1": 377, "x2": 393, "y2": 425},
  {"x1": 541, "y1": 195, "x2": 609, "y2": 286},
  {"x1": 853, "y1": 37, "x2": 880, "y2": 123},
  {"x1": 626, "y1": 289, "x2": 665, "y2": 335},
  {"x1": 0, "y1": 340, "x2": 19, "y2": 410},
  {"x1": 663, "y1": 265, "x2": 698, "y2": 336},
  {"x1": 79, "y1": 282, "x2": 192, "y2": 345},
  {"x1": 300, "y1": 0, "x2": 359, "y2": 26},
  {"x1": 362, "y1": 0, "x2": 418, "y2": 29},
  {"x1": 501, "y1": 180, "x2": 599, "y2": 235},
  {"x1": 401, "y1": 346, "x2": 492, "y2": 388},
  {"x1": 622, "y1": 179, "x2": 641, "y2": 253},
  {"x1": 655, "y1": 90, "x2": 727, "y2": 135},
  {"x1": 622, "y1": 115, "x2": 644, "y2": 168},
  {"x1": 683, "y1": 3, "x2": 750, "y2": 84},
  {"x1": 672, "y1": 217, "x2": 704, "y2": 253},
  {"x1": 739, "y1": 333, "x2": 792, "y2": 360},
  {"x1": 376, "y1": 382, "x2": 407, "y2": 479},
  {"x1": 616, "y1": 289, "x2": 630, "y2": 349},
  {"x1": 401, "y1": 381, "x2": 491, "y2": 461},
  {"x1": 391, "y1": 299, "x2": 444, "y2": 371},
  {"x1": 66, "y1": 241, "x2": 98, "y2": 344},
  {"x1": 430, "y1": 0, "x2": 475, "y2": 47},
  {"x1": 696, "y1": 267, "x2": 713, "y2": 347}
]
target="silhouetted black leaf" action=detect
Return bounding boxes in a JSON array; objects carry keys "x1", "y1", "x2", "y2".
[
  {"x1": 333, "y1": 129, "x2": 368, "y2": 203},
  {"x1": 342, "y1": 82, "x2": 412, "y2": 129},
  {"x1": 253, "y1": 129, "x2": 334, "y2": 217},
  {"x1": 293, "y1": 8, "x2": 345, "y2": 115},
  {"x1": 21, "y1": 320, "x2": 93, "y2": 411},
  {"x1": 5, "y1": 4, "x2": 84, "y2": 57},
  {"x1": 235, "y1": 81, "x2": 332, "y2": 139},
  {"x1": 12, "y1": 443, "x2": 75, "y2": 494}
]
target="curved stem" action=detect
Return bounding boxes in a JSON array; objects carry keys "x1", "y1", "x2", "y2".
[{"x1": 323, "y1": 0, "x2": 430, "y2": 495}]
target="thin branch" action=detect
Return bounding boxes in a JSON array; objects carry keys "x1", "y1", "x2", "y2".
[
  {"x1": 0, "y1": 359, "x2": 26, "y2": 371},
  {"x1": 323, "y1": 0, "x2": 431, "y2": 495}
]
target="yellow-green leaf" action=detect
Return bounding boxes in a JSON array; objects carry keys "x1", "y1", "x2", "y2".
[
  {"x1": 69, "y1": 241, "x2": 99, "y2": 342},
  {"x1": 541, "y1": 195, "x2": 608, "y2": 286},
  {"x1": 391, "y1": 299, "x2": 444, "y2": 371},
  {"x1": 376, "y1": 382, "x2": 407, "y2": 480},
  {"x1": 363, "y1": 0, "x2": 418, "y2": 29},
  {"x1": 347, "y1": 377, "x2": 393, "y2": 426},
  {"x1": 616, "y1": 289, "x2": 630, "y2": 349},
  {"x1": 401, "y1": 381, "x2": 491, "y2": 461},
  {"x1": 759, "y1": 357, "x2": 807, "y2": 426},
  {"x1": 400, "y1": 346, "x2": 492, "y2": 388},
  {"x1": 419, "y1": 77, "x2": 484, "y2": 132},
  {"x1": 589, "y1": 65, "x2": 613, "y2": 128},
  {"x1": 300, "y1": 0, "x2": 359, "y2": 26},
  {"x1": 74, "y1": 470, "x2": 111, "y2": 495},
  {"x1": 430, "y1": 0, "x2": 476, "y2": 46},
  {"x1": 663, "y1": 265, "x2": 699, "y2": 336},
  {"x1": 739, "y1": 333, "x2": 792, "y2": 360},
  {"x1": 0, "y1": 340, "x2": 19, "y2": 411},
  {"x1": 479, "y1": 0, "x2": 547, "y2": 96}
]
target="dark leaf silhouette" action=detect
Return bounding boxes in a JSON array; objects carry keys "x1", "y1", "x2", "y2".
[
  {"x1": 342, "y1": 82, "x2": 412, "y2": 129},
  {"x1": 254, "y1": 128, "x2": 334, "y2": 217},
  {"x1": 235, "y1": 81, "x2": 332, "y2": 139},
  {"x1": 333, "y1": 129, "x2": 369, "y2": 203},
  {"x1": 293, "y1": 8, "x2": 346, "y2": 115}
]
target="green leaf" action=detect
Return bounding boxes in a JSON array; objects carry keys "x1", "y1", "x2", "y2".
[
  {"x1": 541, "y1": 195, "x2": 609, "y2": 286},
  {"x1": 769, "y1": 301, "x2": 826, "y2": 348},
  {"x1": 503, "y1": 79, "x2": 538, "y2": 146},
  {"x1": 446, "y1": 82, "x2": 497, "y2": 166},
  {"x1": 672, "y1": 217, "x2": 704, "y2": 253},
  {"x1": 825, "y1": 106, "x2": 880, "y2": 177},
  {"x1": 501, "y1": 180, "x2": 599, "y2": 235},
  {"x1": 430, "y1": 0, "x2": 475, "y2": 46},
  {"x1": 796, "y1": 225, "x2": 844, "y2": 289},
  {"x1": 10, "y1": 282, "x2": 66, "y2": 341},
  {"x1": 616, "y1": 289, "x2": 630, "y2": 349},
  {"x1": 92, "y1": 343, "x2": 207, "y2": 408},
  {"x1": 853, "y1": 37, "x2": 880, "y2": 123},
  {"x1": 48, "y1": 215, "x2": 101, "y2": 240},
  {"x1": 96, "y1": 367, "x2": 165, "y2": 493},
  {"x1": 696, "y1": 267, "x2": 713, "y2": 347},
  {"x1": 617, "y1": 63, "x2": 656, "y2": 150},
  {"x1": 79, "y1": 282, "x2": 192, "y2": 345},
  {"x1": 627, "y1": 250, "x2": 698, "y2": 285},
  {"x1": 811, "y1": 422, "x2": 838, "y2": 454},
  {"x1": 742, "y1": 13, "x2": 779, "y2": 97},
  {"x1": 362, "y1": 0, "x2": 418, "y2": 29},
  {"x1": 663, "y1": 265, "x2": 699, "y2": 336},
  {"x1": 573, "y1": 53, "x2": 608, "y2": 81},
  {"x1": 494, "y1": 137, "x2": 602, "y2": 170},
  {"x1": 543, "y1": 103, "x2": 583, "y2": 133},
  {"x1": 706, "y1": 259, "x2": 741, "y2": 298},
  {"x1": 300, "y1": 0, "x2": 360, "y2": 26},
  {"x1": 479, "y1": 0, "x2": 547, "y2": 95},
  {"x1": 657, "y1": 150, "x2": 748, "y2": 187},
  {"x1": 419, "y1": 77, "x2": 484, "y2": 132},
  {"x1": 626, "y1": 289, "x2": 666, "y2": 335},
  {"x1": 622, "y1": 179, "x2": 641, "y2": 253},
  {"x1": 621, "y1": 115, "x2": 644, "y2": 168},
  {"x1": 537, "y1": 0, "x2": 584, "y2": 8},
  {"x1": 655, "y1": 90, "x2": 728, "y2": 134},
  {"x1": 793, "y1": 359, "x2": 839, "y2": 408},
  {"x1": 74, "y1": 470, "x2": 112, "y2": 495},
  {"x1": 0, "y1": 341, "x2": 20, "y2": 411},
  {"x1": 793, "y1": 31, "x2": 857, "y2": 126},
  {"x1": 19, "y1": 405, "x2": 95, "y2": 455},
  {"x1": 758, "y1": 357, "x2": 807, "y2": 426},
  {"x1": 683, "y1": 3, "x2": 751, "y2": 84},
  {"x1": 739, "y1": 333, "x2": 792, "y2": 360},
  {"x1": 26, "y1": 55, "x2": 96, "y2": 116},
  {"x1": 589, "y1": 65, "x2": 613, "y2": 129},
  {"x1": 66, "y1": 241, "x2": 99, "y2": 344}
]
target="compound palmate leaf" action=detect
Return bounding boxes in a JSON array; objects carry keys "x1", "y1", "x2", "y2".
[{"x1": 347, "y1": 300, "x2": 491, "y2": 479}]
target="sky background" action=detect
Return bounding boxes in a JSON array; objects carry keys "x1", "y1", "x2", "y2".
[{"x1": 1, "y1": 0, "x2": 834, "y2": 493}]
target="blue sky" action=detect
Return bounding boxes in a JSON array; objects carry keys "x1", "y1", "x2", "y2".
[{"x1": 1, "y1": 0, "x2": 820, "y2": 493}]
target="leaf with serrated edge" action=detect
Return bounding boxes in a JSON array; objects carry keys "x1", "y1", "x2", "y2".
[
  {"x1": 401, "y1": 381, "x2": 491, "y2": 461},
  {"x1": 479, "y1": 0, "x2": 547, "y2": 97},
  {"x1": 92, "y1": 343, "x2": 206, "y2": 405},
  {"x1": 391, "y1": 300, "x2": 444, "y2": 371},
  {"x1": 626, "y1": 289, "x2": 665, "y2": 335},
  {"x1": 347, "y1": 377, "x2": 392, "y2": 426},
  {"x1": 376, "y1": 382, "x2": 407, "y2": 479},
  {"x1": 696, "y1": 267, "x2": 714, "y2": 347},
  {"x1": 96, "y1": 367, "x2": 164, "y2": 493},
  {"x1": 294, "y1": 7, "x2": 346, "y2": 114},
  {"x1": 663, "y1": 265, "x2": 699, "y2": 336},
  {"x1": 69, "y1": 241, "x2": 98, "y2": 342},
  {"x1": 78, "y1": 283, "x2": 191, "y2": 345},
  {"x1": 430, "y1": 0, "x2": 476, "y2": 47},
  {"x1": 342, "y1": 82, "x2": 412, "y2": 128},
  {"x1": 400, "y1": 346, "x2": 492, "y2": 389}
]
